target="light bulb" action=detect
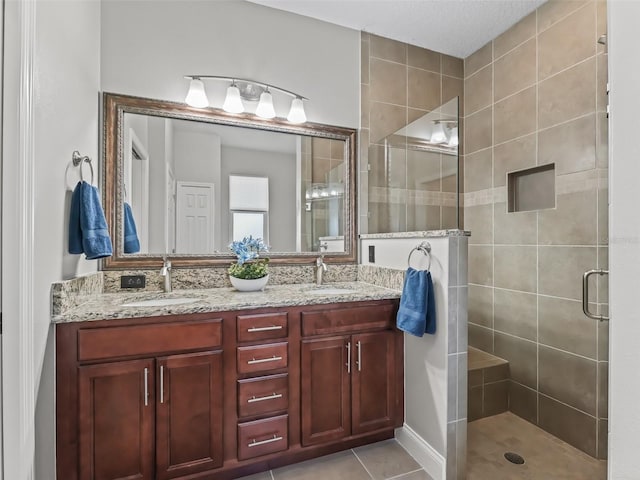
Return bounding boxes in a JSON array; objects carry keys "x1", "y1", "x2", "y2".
[
  {"x1": 255, "y1": 90, "x2": 276, "y2": 119},
  {"x1": 223, "y1": 83, "x2": 244, "y2": 113},
  {"x1": 430, "y1": 122, "x2": 447, "y2": 144},
  {"x1": 185, "y1": 78, "x2": 209, "y2": 108},
  {"x1": 287, "y1": 97, "x2": 307, "y2": 124},
  {"x1": 448, "y1": 126, "x2": 459, "y2": 147}
]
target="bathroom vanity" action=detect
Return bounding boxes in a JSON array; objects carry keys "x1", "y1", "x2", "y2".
[{"x1": 54, "y1": 284, "x2": 402, "y2": 480}]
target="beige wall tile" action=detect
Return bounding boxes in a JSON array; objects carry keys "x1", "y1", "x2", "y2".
[
  {"x1": 539, "y1": 296, "x2": 597, "y2": 358},
  {"x1": 469, "y1": 245, "x2": 493, "y2": 286},
  {"x1": 466, "y1": 204, "x2": 493, "y2": 245},
  {"x1": 408, "y1": 67, "x2": 441, "y2": 111},
  {"x1": 442, "y1": 54, "x2": 464, "y2": 78},
  {"x1": 369, "y1": 33, "x2": 406, "y2": 63},
  {"x1": 464, "y1": 65, "x2": 492, "y2": 115},
  {"x1": 494, "y1": 289, "x2": 537, "y2": 341},
  {"x1": 598, "y1": 317, "x2": 608, "y2": 361},
  {"x1": 465, "y1": 107, "x2": 492, "y2": 154},
  {"x1": 509, "y1": 381, "x2": 538, "y2": 423},
  {"x1": 596, "y1": 0, "x2": 607, "y2": 40},
  {"x1": 596, "y1": 53, "x2": 608, "y2": 113},
  {"x1": 484, "y1": 381, "x2": 509, "y2": 416},
  {"x1": 538, "y1": 3, "x2": 596, "y2": 81},
  {"x1": 494, "y1": 332, "x2": 537, "y2": 389},
  {"x1": 464, "y1": 148, "x2": 492, "y2": 193},
  {"x1": 469, "y1": 284, "x2": 493, "y2": 328},
  {"x1": 469, "y1": 324, "x2": 493, "y2": 353},
  {"x1": 494, "y1": 202, "x2": 537, "y2": 245},
  {"x1": 538, "y1": 246, "x2": 597, "y2": 300},
  {"x1": 465, "y1": 42, "x2": 492, "y2": 78},
  {"x1": 493, "y1": 134, "x2": 537, "y2": 187},
  {"x1": 539, "y1": 345, "x2": 597, "y2": 415},
  {"x1": 361, "y1": 36, "x2": 370, "y2": 85},
  {"x1": 494, "y1": 39, "x2": 536, "y2": 102},
  {"x1": 370, "y1": 101, "x2": 406, "y2": 144},
  {"x1": 598, "y1": 246, "x2": 608, "y2": 303},
  {"x1": 596, "y1": 111, "x2": 608, "y2": 169},
  {"x1": 538, "y1": 189, "x2": 597, "y2": 245},
  {"x1": 361, "y1": 84, "x2": 370, "y2": 129},
  {"x1": 408, "y1": 44, "x2": 441, "y2": 73},
  {"x1": 407, "y1": 107, "x2": 429, "y2": 124},
  {"x1": 494, "y1": 11, "x2": 536, "y2": 59},
  {"x1": 407, "y1": 149, "x2": 440, "y2": 190},
  {"x1": 442, "y1": 206, "x2": 459, "y2": 229},
  {"x1": 538, "y1": 58, "x2": 596, "y2": 129},
  {"x1": 598, "y1": 361, "x2": 608, "y2": 418},
  {"x1": 538, "y1": 114, "x2": 596, "y2": 175},
  {"x1": 494, "y1": 86, "x2": 537, "y2": 144},
  {"x1": 442, "y1": 76, "x2": 463, "y2": 105},
  {"x1": 468, "y1": 386, "x2": 483, "y2": 422},
  {"x1": 368, "y1": 201, "x2": 407, "y2": 233},
  {"x1": 538, "y1": 394, "x2": 597, "y2": 457},
  {"x1": 370, "y1": 58, "x2": 407, "y2": 105},
  {"x1": 598, "y1": 418, "x2": 607, "y2": 460},
  {"x1": 537, "y1": 0, "x2": 589, "y2": 33},
  {"x1": 407, "y1": 204, "x2": 441, "y2": 231},
  {"x1": 494, "y1": 246, "x2": 537, "y2": 293}
]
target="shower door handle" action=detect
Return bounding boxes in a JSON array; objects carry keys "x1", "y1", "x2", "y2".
[{"x1": 582, "y1": 269, "x2": 609, "y2": 321}]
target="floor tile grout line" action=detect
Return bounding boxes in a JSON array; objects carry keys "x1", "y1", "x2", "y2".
[
  {"x1": 270, "y1": 469, "x2": 275, "y2": 480},
  {"x1": 351, "y1": 448, "x2": 376, "y2": 479},
  {"x1": 386, "y1": 467, "x2": 426, "y2": 480}
]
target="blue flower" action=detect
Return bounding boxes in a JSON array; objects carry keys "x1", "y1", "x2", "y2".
[{"x1": 228, "y1": 236, "x2": 269, "y2": 265}]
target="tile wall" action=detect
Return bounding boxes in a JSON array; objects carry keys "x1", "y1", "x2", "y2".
[
  {"x1": 462, "y1": 0, "x2": 609, "y2": 459},
  {"x1": 360, "y1": 33, "x2": 464, "y2": 234}
]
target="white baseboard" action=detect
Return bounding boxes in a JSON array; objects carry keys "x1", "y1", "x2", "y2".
[{"x1": 395, "y1": 424, "x2": 446, "y2": 480}]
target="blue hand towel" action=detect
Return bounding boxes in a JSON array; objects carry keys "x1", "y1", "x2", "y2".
[
  {"x1": 68, "y1": 181, "x2": 84, "y2": 254},
  {"x1": 123, "y1": 202, "x2": 140, "y2": 253},
  {"x1": 79, "y1": 181, "x2": 113, "y2": 260},
  {"x1": 396, "y1": 267, "x2": 436, "y2": 337}
]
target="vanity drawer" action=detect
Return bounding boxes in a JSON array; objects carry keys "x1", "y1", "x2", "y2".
[
  {"x1": 301, "y1": 304, "x2": 395, "y2": 337},
  {"x1": 238, "y1": 374, "x2": 289, "y2": 418},
  {"x1": 237, "y1": 312, "x2": 288, "y2": 343},
  {"x1": 237, "y1": 415, "x2": 288, "y2": 460},
  {"x1": 237, "y1": 342, "x2": 288, "y2": 375},
  {"x1": 78, "y1": 319, "x2": 222, "y2": 362}
]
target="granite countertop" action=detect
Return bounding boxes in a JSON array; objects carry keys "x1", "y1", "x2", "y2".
[{"x1": 51, "y1": 281, "x2": 401, "y2": 324}]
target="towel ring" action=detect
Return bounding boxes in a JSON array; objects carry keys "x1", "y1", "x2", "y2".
[
  {"x1": 407, "y1": 241, "x2": 432, "y2": 270},
  {"x1": 71, "y1": 150, "x2": 94, "y2": 185}
]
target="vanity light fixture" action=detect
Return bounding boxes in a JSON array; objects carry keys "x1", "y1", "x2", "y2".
[
  {"x1": 430, "y1": 121, "x2": 447, "y2": 144},
  {"x1": 184, "y1": 75, "x2": 308, "y2": 123},
  {"x1": 448, "y1": 126, "x2": 459, "y2": 147}
]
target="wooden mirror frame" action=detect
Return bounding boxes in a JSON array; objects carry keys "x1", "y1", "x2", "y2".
[{"x1": 102, "y1": 92, "x2": 357, "y2": 270}]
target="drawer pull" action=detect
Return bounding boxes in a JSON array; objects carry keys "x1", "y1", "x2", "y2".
[
  {"x1": 247, "y1": 392, "x2": 283, "y2": 404},
  {"x1": 248, "y1": 434, "x2": 283, "y2": 448},
  {"x1": 248, "y1": 355, "x2": 282, "y2": 365},
  {"x1": 247, "y1": 325, "x2": 283, "y2": 333}
]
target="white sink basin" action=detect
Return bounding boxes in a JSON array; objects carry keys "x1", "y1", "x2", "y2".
[
  {"x1": 121, "y1": 298, "x2": 200, "y2": 307},
  {"x1": 306, "y1": 288, "x2": 357, "y2": 295}
]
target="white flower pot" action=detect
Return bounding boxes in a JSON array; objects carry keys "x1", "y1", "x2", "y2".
[{"x1": 229, "y1": 274, "x2": 269, "y2": 292}]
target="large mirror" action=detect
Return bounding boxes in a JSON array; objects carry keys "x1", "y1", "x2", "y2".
[{"x1": 102, "y1": 93, "x2": 357, "y2": 269}]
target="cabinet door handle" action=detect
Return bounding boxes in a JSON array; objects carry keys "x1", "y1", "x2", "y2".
[
  {"x1": 247, "y1": 325, "x2": 283, "y2": 332},
  {"x1": 346, "y1": 341, "x2": 351, "y2": 374},
  {"x1": 247, "y1": 355, "x2": 282, "y2": 365},
  {"x1": 247, "y1": 392, "x2": 283, "y2": 403},
  {"x1": 356, "y1": 341, "x2": 362, "y2": 372},
  {"x1": 160, "y1": 365, "x2": 164, "y2": 404},
  {"x1": 248, "y1": 434, "x2": 283, "y2": 448},
  {"x1": 143, "y1": 367, "x2": 149, "y2": 407}
]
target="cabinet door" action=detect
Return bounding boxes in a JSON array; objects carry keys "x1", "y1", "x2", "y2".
[
  {"x1": 301, "y1": 336, "x2": 351, "y2": 446},
  {"x1": 156, "y1": 351, "x2": 224, "y2": 480},
  {"x1": 352, "y1": 331, "x2": 396, "y2": 435},
  {"x1": 79, "y1": 359, "x2": 154, "y2": 480}
]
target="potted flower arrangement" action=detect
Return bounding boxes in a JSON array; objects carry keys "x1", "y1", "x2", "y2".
[{"x1": 228, "y1": 236, "x2": 270, "y2": 291}]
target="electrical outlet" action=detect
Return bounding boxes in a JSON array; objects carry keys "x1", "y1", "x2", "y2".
[
  {"x1": 368, "y1": 245, "x2": 375, "y2": 263},
  {"x1": 121, "y1": 275, "x2": 146, "y2": 289}
]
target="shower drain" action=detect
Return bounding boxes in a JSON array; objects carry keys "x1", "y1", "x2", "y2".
[{"x1": 504, "y1": 452, "x2": 525, "y2": 465}]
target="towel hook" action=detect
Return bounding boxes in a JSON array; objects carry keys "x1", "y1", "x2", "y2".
[
  {"x1": 71, "y1": 150, "x2": 94, "y2": 185},
  {"x1": 407, "y1": 241, "x2": 432, "y2": 270}
]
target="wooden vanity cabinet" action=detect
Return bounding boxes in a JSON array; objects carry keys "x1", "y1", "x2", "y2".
[{"x1": 57, "y1": 300, "x2": 401, "y2": 480}]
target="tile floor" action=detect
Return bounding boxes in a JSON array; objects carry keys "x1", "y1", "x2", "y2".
[
  {"x1": 468, "y1": 412, "x2": 607, "y2": 480},
  {"x1": 239, "y1": 439, "x2": 434, "y2": 480}
]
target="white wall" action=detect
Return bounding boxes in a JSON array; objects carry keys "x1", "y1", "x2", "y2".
[
  {"x1": 607, "y1": 2, "x2": 640, "y2": 478},
  {"x1": 3, "y1": 0, "x2": 101, "y2": 479},
  {"x1": 101, "y1": 0, "x2": 360, "y2": 128}
]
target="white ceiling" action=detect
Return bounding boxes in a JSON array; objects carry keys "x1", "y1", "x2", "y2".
[{"x1": 248, "y1": 0, "x2": 546, "y2": 58}]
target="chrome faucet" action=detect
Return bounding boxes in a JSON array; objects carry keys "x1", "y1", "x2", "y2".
[
  {"x1": 316, "y1": 245, "x2": 328, "y2": 286},
  {"x1": 160, "y1": 257, "x2": 172, "y2": 293}
]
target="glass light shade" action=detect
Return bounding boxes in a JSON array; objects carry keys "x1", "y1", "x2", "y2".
[
  {"x1": 255, "y1": 91, "x2": 276, "y2": 119},
  {"x1": 430, "y1": 122, "x2": 447, "y2": 144},
  {"x1": 185, "y1": 78, "x2": 209, "y2": 108},
  {"x1": 223, "y1": 84, "x2": 244, "y2": 113},
  {"x1": 448, "y1": 126, "x2": 459, "y2": 147},
  {"x1": 287, "y1": 97, "x2": 307, "y2": 124}
]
